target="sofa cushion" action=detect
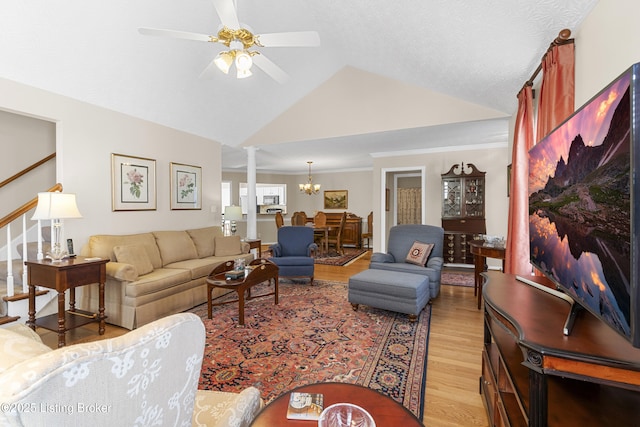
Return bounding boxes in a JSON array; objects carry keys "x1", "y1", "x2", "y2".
[
  {"x1": 113, "y1": 244, "x2": 155, "y2": 276},
  {"x1": 153, "y1": 231, "x2": 198, "y2": 266},
  {"x1": 89, "y1": 233, "x2": 162, "y2": 269},
  {"x1": 214, "y1": 235, "x2": 242, "y2": 257},
  {"x1": 186, "y1": 227, "x2": 223, "y2": 258},
  {"x1": 0, "y1": 326, "x2": 52, "y2": 374},
  {"x1": 125, "y1": 268, "x2": 192, "y2": 298},
  {"x1": 405, "y1": 241, "x2": 434, "y2": 266}
]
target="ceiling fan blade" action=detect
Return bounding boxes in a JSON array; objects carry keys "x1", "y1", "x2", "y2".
[
  {"x1": 138, "y1": 27, "x2": 212, "y2": 43},
  {"x1": 252, "y1": 54, "x2": 290, "y2": 84},
  {"x1": 212, "y1": 0, "x2": 240, "y2": 29},
  {"x1": 256, "y1": 31, "x2": 320, "y2": 47}
]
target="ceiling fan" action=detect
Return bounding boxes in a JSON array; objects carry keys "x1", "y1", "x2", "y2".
[{"x1": 138, "y1": 0, "x2": 320, "y2": 84}]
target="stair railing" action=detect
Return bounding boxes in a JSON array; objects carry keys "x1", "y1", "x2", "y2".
[{"x1": 1, "y1": 183, "x2": 62, "y2": 296}]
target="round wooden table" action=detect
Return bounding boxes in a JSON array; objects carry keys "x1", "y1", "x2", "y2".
[
  {"x1": 468, "y1": 240, "x2": 506, "y2": 309},
  {"x1": 249, "y1": 382, "x2": 424, "y2": 426}
]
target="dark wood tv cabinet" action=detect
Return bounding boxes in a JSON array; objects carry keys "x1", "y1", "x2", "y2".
[{"x1": 481, "y1": 271, "x2": 640, "y2": 427}]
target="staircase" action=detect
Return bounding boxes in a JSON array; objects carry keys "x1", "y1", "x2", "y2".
[
  {"x1": 0, "y1": 225, "x2": 54, "y2": 323},
  {"x1": 0, "y1": 151, "x2": 60, "y2": 326}
]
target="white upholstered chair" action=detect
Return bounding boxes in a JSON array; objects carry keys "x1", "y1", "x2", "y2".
[{"x1": 0, "y1": 313, "x2": 262, "y2": 427}]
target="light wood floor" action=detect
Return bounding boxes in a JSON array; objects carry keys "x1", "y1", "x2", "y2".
[{"x1": 37, "y1": 250, "x2": 488, "y2": 426}]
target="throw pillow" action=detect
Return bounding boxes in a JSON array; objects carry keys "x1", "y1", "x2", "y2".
[
  {"x1": 113, "y1": 244, "x2": 155, "y2": 276},
  {"x1": 405, "y1": 241, "x2": 434, "y2": 266},
  {"x1": 153, "y1": 231, "x2": 198, "y2": 265},
  {"x1": 214, "y1": 235, "x2": 242, "y2": 257},
  {"x1": 187, "y1": 227, "x2": 220, "y2": 258}
]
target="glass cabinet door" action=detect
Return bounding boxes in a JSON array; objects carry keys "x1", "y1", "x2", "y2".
[{"x1": 442, "y1": 179, "x2": 461, "y2": 217}]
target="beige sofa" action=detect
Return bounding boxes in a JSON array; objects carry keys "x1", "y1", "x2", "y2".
[
  {"x1": 79, "y1": 227, "x2": 254, "y2": 329},
  {"x1": 0, "y1": 313, "x2": 263, "y2": 426}
]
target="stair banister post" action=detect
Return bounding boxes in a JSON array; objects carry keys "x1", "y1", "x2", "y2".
[
  {"x1": 22, "y1": 214, "x2": 28, "y2": 293},
  {"x1": 5, "y1": 224, "x2": 14, "y2": 297},
  {"x1": 36, "y1": 219, "x2": 43, "y2": 260}
]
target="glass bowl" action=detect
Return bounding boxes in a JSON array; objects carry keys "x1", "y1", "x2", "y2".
[{"x1": 318, "y1": 403, "x2": 376, "y2": 427}]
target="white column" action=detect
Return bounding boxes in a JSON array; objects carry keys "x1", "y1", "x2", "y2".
[{"x1": 245, "y1": 146, "x2": 258, "y2": 240}]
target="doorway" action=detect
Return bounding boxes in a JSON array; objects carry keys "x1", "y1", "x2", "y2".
[{"x1": 380, "y1": 166, "x2": 426, "y2": 251}]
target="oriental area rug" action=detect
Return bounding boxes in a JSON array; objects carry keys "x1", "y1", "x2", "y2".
[
  {"x1": 441, "y1": 269, "x2": 475, "y2": 287},
  {"x1": 190, "y1": 280, "x2": 431, "y2": 418},
  {"x1": 313, "y1": 248, "x2": 368, "y2": 266}
]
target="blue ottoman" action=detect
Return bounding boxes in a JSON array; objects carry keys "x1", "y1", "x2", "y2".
[{"x1": 348, "y1": 269, "x2": 430, "y2": 321}]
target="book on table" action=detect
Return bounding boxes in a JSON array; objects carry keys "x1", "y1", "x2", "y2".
[{"x1": 286, "y1": 392, "x2": 324, "y2": 420}]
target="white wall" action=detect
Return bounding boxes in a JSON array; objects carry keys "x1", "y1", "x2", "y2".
[
  {"x1": 574, "y1": 0, "x2": 640, "y2": 106},
  {"x1": 0, "y1": 110, "x2": 56, "y2": 218},
  {"x1": 0, "y1": 78, "x2": 223, "y2": 252}
]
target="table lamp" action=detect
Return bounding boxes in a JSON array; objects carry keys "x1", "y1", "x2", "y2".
[
  {"x1": 31, "y1": 191, "x2": 82, "y2": 261},
  {"x1": 224, "y1": 205, "x2": 242, "y2": 236}
]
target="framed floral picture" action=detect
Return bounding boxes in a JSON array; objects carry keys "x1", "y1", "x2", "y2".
[
  {"x1": 324, "y1": 190, "x2": 348, "y2": 209},
  {"x1": 111, "y1": 153, "x2": 156, "y2": 211},
  {"x1": 170, "y1": 162, "x2": 202, "y2": 210}
]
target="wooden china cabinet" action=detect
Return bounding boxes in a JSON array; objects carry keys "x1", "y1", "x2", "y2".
[{"x1": 441, "y1": 163, "x2": 486, "y2": 264}]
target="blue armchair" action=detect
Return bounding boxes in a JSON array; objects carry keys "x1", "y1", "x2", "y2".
[
  {"x1": 370, "y1": 224, "x2": 444, "y2": 299},
  {"x1": 269, "y1": 226, "x2": 317, "y2": 284}
]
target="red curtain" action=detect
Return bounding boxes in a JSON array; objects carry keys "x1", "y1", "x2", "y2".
[
  {"x1": 537, "y1": 43, "x2": 575, "y2": 140},
  {"x1": 504, "y1": 85, "x2": 535, "y2": 275},
  {"x1": 505, "y1": 43, "x2": 575, "y2": 276}
]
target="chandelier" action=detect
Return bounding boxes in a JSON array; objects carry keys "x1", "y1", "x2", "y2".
[{"x1": 299, "y1": 161, "x2": 321, "y2": 195}]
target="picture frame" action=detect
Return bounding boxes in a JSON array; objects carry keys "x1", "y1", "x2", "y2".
[
  {"x1": 324, "y1": 190, "x2": 348, "y2": 209},
  {"x1": 111, "y1": 153, "x2": 156, "y2": 211},
  {"x1": 170, "y1": 162, "x2": 202, "y2": 210}
]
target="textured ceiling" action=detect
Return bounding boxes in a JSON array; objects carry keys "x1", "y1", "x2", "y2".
[{"x1": 0, "y1": 0, "x2": 598, "y2": 173}]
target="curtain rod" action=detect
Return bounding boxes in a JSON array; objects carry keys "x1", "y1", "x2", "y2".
[{"x1": 519, "y1": 29, "x2": 574, "y2": 95}]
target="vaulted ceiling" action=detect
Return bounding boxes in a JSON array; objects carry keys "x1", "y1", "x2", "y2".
[{"x1": 0, "y1": 0, "x2": 598, "y2": 173}]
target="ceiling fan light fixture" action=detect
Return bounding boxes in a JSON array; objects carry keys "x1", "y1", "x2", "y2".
[
  {"x1": 214, "y1": 51, "x2": 233, "y2": 74},
  {"x1": 235, "y1": 50, "x2": 253, "y2": 71}
]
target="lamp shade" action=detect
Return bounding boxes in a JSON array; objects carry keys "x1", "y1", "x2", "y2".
[
  {"x1": 224, "y1": 205, "x2": 243, "y2": 221},
  {"x1": 214, "y1": 51, "x2": 233, "y2": 74},
  {"x1": 31, "y1": 192, "x2": 82, "y2": 220}
]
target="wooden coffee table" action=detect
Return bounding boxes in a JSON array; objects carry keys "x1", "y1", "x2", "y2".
[
  {"x1": 206, "y1": 258, "x2": 279, "y2": 326},
  {"x1": 249, "y1": 382, "x2": 424, "y2": 426}
]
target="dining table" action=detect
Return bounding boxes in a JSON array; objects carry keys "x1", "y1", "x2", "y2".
[{"x1": 308, "y1": 224, "x2": 333, "y2": 256}]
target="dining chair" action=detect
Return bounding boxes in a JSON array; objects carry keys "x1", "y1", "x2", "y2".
[
  {"x1": 324, "y1": 211, "x2": 347, "y2": 255},
  {"x1": 275, "y1": 211, "x2": 284, "y2": 228},
  {"x1": 362, "y1": 211, "x2": 373, "y2": 248},
  {"x1": 313, "y1": 212, "x2": 327, "y2": 250},
  {"x1": 291, "y1": 211, "x2": 307, "y2": 225}
]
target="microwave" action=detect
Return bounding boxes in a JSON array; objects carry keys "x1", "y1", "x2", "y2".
[{"x1": 263, "y1": 195, "x2": 279, "y2": 205}]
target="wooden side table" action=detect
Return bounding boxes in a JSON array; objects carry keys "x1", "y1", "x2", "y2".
[
  {"x1": 25, "y1": 257, "x2": 108, "y2": 347},
  {"x1": 250, "y1": 382, "x2": 423, "y2": 426},
  {"x1": 468, "y1": 240, "x2": 505, "y2": 309},
  {"x1": 243, "y1": 238, "x2": 262, "y2": 257}
]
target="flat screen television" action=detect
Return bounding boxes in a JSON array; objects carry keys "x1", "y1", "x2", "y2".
[{"x1": 528, "y1": 62, "x2": 640, "y2": 348}]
